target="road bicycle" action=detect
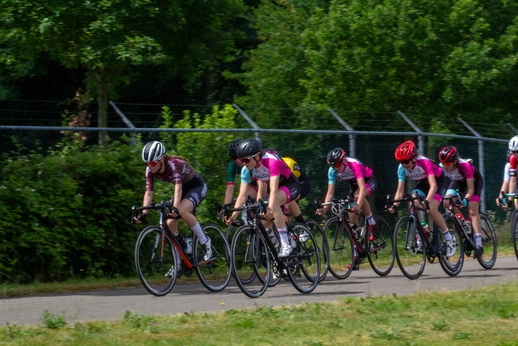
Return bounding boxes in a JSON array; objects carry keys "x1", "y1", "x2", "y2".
[
  {"x1": 317, "y1": 198, "x2": 395, "y2": 279},
  {"x1": 230, "y1": 200, "x2": 321, "y2": 298},
  {"x1": 132, "y1": 201, "x2": 231, "y2": 296},
  {"x1": 387, "y1": 194, "x2": 464, "y2": 280},
  {"x1": 443, "y1": 193, "x2": 497, "y2": 269},
  {"x1": 500, "y1": 192, "x2": 518, "y2": 261}
]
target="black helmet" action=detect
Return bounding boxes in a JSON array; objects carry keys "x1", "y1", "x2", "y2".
[
  {"x1": 227, "y1": 139, "x2": 242, "y2": 159},
  {"x1": 326, "y1": 148, "x2": 346, "y2": 165},
  {"x1": 236, "y1": 138, "x2": 262, "y2": 158},
  {"x1": 438, "y1": 146, "x2": 458, "y2": 164}
]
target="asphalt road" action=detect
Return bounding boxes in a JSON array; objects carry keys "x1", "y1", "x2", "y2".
[{"x1": 2, "y1": 256, "x2": 518, "y2": 326}]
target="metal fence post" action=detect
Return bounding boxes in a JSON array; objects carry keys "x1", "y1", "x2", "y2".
[
  {"x1": 458, "y1": 117, "x2": 486, "y2": 212},
  {"x1": 327, "y1": 108, "x2": 356, "y2": 157}
]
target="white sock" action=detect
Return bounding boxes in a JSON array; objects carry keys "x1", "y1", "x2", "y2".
[
  {"x1": 475, "y1": 234, "x2": 482, "y2": 247},
  {"x1": 278, "y1": 227, "x2": 289, "y2": 245},
  {"x1": 442, "y1": 229, "x2": 453, "y2": 241},
  {"x1": 366, "y1": 214, "x2": 375, "y2": 226},
  {"x1": 190, "y1": 222, "x2": 208, "y2": 244}
]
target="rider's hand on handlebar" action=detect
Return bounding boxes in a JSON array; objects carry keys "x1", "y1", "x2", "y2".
[{"x1": 134, "y1": 213, "x2": 148, "y2": 224}]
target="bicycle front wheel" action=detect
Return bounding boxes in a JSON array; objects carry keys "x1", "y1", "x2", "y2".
[
  {"x1": 367, "y1": 216, "x2": 395, "y2": 276},
  {"x1": 323, "y1": 216, "x2": 354, "y2": 280},
  {"x1": 394, "y1": 216, "x2": 426, "y2": 280},
  {"x1": 231, "y1": 225, "x2": 270, "y2": 298},
  {"x1": 305, "y1": 219, "x2": 329, "y2": 282},
  {"x1": 477, "y1": 213, "x2": 497, "y2": 269},
  {"x1": 194, "y1": 223, "x2": 232, "y2": 292},
  {"x1": 438, "y1": 216, "x2": 464, "y2": 276},
  {"x1": 512, "y1": 210, "x2": 518, "y2": 261},
  {"x1": 135, "y1": 226, "x2": 177, "y2": 296},
  {"x1": 286, "y1": 223, "x2": 321, "y2": 294}
]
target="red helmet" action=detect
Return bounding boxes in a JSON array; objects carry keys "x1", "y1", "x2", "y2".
[
  {"x1": 326, "y1": 148, "x2": 346, "y2": 166},
  {"x1": 395, "y1": 140, "x2": 416, "y2": 162},
  {"x1": 438, "y1": 146, "x2": 458, "y2": 163}
]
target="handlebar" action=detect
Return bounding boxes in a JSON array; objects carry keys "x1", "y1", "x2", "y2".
[
  {"x1": 314, "y1": 198, "x2": 355, "y2": 217},
  {"x1": 385, "y1": 193, "x2": 430, "y2": 211},
  {"x1": 131, "y1": 200, "x2": 173, "y2": 223}
]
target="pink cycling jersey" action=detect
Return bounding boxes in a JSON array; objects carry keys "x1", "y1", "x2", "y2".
[{"x1": 250, "y1": 151, "x2": 292, "y2": 182}]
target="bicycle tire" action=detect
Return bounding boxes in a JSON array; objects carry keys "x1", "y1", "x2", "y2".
[
  {"x1": 285, "y1": 223, "x2": 321, "y2": 294},
  {"x1": 394, "y1": 216, "x2": 426, "y2": 280},
  {"x1": 225, "y1": 220, "x2": 245, "y2": 242},
  {"x1": 438, "y1": 215, "x2": 464, "y2": 276},
  {"x1": 231, "y1": 225, "x2": 270, "y2": 298},
  {"x1": 476, "y1": 213, "x2": 497, "y2": 269},
  {"x1": 323, "y1": 216, "x2": 354, "y2": 280},
  {"x1": 305, "y1": 219, "x2": 330, "y2": 282},
  {"x1": 512, "y1": 210, "x2": 518, "y2": 261},
  {"x1": 135, "y1": 226, "x2": 177, "y2": 296},
  {"x1": 367, "y1": 216, "x2": 395, "y2": 276},
  {"x1": 194, "y1": 223, "x2": 232, "y2": 292}
]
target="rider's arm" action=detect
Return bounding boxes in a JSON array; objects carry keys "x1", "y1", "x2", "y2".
[
  {"x1": 142, "y1": 190, "x2": 153, "y2": 214},
  {"x1": 228, "y1": 181, "x2": 249, "y2": 223},
  {"x1": 266, "y1": 175, "x2": 280, "y2": 216},
  {"x1": 465, "y1": 177, "x2": 474, "y2": 201},
  {"x1": 224, "y1": 161, "x2": 238, "y2": 204},
  {"x1": 355, "y1": 177, "x2": 368, "y2": 210},
  {"x1": 425, "y1": 174, "x2": 438, "y2": 204},
  {"x1": 224, "y1": 184, "x2": 235, "y2": 205},
  {"x1": 173, "y1": 182, "x2": 182, "y2": 213}
]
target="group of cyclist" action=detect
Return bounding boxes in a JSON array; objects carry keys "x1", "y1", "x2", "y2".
[{"x1": 134, "y1": 134, "x2": 518, "y2": 264}]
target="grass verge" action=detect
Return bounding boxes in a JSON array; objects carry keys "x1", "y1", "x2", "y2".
[{"x1": 1, "y1": 280, "x2": 518, "y2": 345}]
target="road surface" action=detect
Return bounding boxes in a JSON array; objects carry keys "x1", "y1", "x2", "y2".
[{"x1": 2, "y1": 255, "x2": 518, "y2": 326}]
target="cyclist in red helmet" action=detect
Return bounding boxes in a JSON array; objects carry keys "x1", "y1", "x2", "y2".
[
  {"x1": 315, "y1": 148, "x2": 379, "y2": 241},
  {"x1": 439, "y1": 146, "x2": 484, "y2": 258},
  {"x1": 496, "y1": 150, "x2": 518, "y2": 210},
  {"x1": 388, "y1": 140, "x2": 456, "y2": 257}
]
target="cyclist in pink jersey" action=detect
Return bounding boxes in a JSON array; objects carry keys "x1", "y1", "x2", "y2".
[
  {"x1": 235, "y1": 138, "x2": 301, "y2": 257},
  {"x1": 387, "y1": 140, "x2": 456, "y2": 257},
  {"x1": 133, "y1": 141, "x2": 212, "y2": 268},
  {"x1": 506, "y1": 135, "x2": 518, "y2": 208},
  {"x1": 439, "y1": 146, "x2": 484, "y2": 257},
  {"x1": 315, "y1": 148, "x2": 379, "y2": 241}
]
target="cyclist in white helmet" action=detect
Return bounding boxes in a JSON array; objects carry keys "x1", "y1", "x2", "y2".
[
  {"x1": 134, "y1": 141, "x2": 212, "y2": 270},
  {"x1": 507, "y1": 135, "x2": 518, "y2": 208}
]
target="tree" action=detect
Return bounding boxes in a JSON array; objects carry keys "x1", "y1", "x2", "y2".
[{"x1": 0, "y1": 0, "x2": 246, "y2": 145}]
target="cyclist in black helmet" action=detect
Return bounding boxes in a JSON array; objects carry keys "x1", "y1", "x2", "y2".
[{"x1": 223, "y1": 138, "x2": 258, "y2": 205}]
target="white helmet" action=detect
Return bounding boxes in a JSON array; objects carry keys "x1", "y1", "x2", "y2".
[
  {"x1": 509, "y1": 135, "x2": 518, "y2": 151},
  {"x1": 142, "y1": 141, "x2": 166, "y2": 162}
]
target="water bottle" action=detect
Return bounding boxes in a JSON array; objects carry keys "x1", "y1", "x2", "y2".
[
  {"x1": 266, "y1": 228, "x2": 279, "y2": 247},
  {"x1": 464, "y1": 217, "x2": 472, "y2": 236},
  {"x1": 242, "y1": 205, "x2": 248, "y2": 223},
  {"x1": 349, "y1": 222, "x2": 359, "y2": 238},
  {"x1": 456, "y1": 213, "x2": 471, "y2": 235},
  {"x1": 185, "y1": 236, "x2": 193, "y2": 254},
  {"x1": 421, "y1": 220, "x2": 431, "y2": 239}
]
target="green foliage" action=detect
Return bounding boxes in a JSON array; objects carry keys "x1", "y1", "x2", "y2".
[
  {"x1": 0, "y1": 138, "x2": 144, "y2": 283},
  {"x1": 172, "y1": 104, "x2": 239, "y2": 223},
  {"x1": 42, "y1": 310, "x2": 67, "y2": 329}
]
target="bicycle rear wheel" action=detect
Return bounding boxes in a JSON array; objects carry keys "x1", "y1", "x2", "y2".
[
  {"x1": 394, "y1": 216, "x2": 426, "y2": 280},
  {"x1": 323, "y1": 216, "x2": 354, "y2": 280},
  {"x1": 286, "y1": 223, "x2": 321, "y2": 294},
  {"x1": 438, "y1": 216, "x2": 464, "y2": 276},
  {"x1": 305, "y1": 219, "x2": 329, "y2": 282},
  {"x1": 135, "y1": 226, "x2": 177, "y2": 296},
  {"x1": 231, "y1": 225, "x2": 270, "y2": 298},
  {"x1": 476, "y1": 213, "x2": 497, "y2": 269},
  {"x1": 194, "y1": 223, "x2": 232, "y2": 292},
  {"x1": 512, "y1": 210, "x2": 518, "y2": 261},
  {"x1": 367, "y1": 216, "x2": 395, "y2": 276}
]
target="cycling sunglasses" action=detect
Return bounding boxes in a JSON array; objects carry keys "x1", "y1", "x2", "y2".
[
  {"x1": 240, "y1": 157, "x2": 253, "y2": 164},
  {"x1": 399, "y1": 159, "x2": 412, "y2": 165},
  {"x1": 331, "y1": 161, "x2": 343, "y2": 168},
  {"x1": 148, "y1": 161, "x2": 159, "y2": 167}
]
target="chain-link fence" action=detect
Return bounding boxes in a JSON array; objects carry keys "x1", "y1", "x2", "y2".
[{"x1": 0, "y1": 125, "x2": 510, "y2": 217}]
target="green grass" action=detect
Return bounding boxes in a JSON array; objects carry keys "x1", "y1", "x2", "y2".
[{"x1": 2, "y1": 281, "x2": 518, "y2": 345}]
